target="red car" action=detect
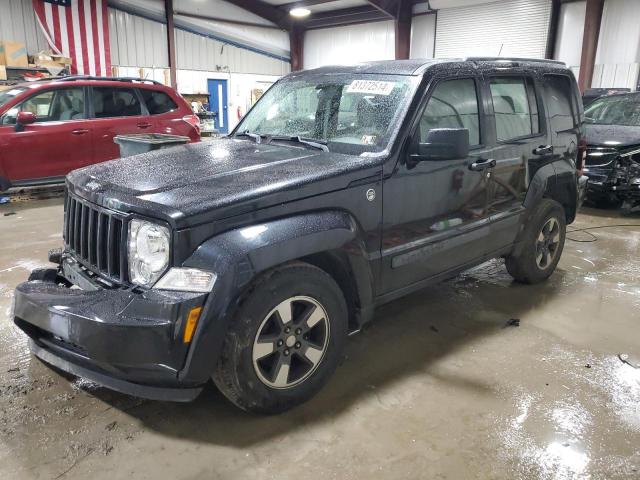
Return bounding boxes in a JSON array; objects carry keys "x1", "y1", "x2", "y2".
[{"x1": 0, "y1": 76, "x2": 200, "y2": 190}]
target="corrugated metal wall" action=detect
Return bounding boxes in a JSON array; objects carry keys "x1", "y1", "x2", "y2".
[
  {"x1": 435, "y1": 0, "x2": 552, "y2": 58},
  {"x1": 175, "y1": 28, "x2": 289, "y2": 75},
  {"x1": 304, "y1": 21, "x2": 395, "y2": 69},
  {"x1": 109, "y1": 8, "x2": 169, "y2": 68},
  {"x1": 109, "y1": 8, "x2": 289, "y2": 76},
  {"x1": 0, "y1": 0, "x2": 48, "y2": 54}
]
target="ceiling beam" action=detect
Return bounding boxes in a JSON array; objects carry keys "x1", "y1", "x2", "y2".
[
  {"x1": 174, "y1": 10, "x2": 283, "y2": 29},
  {"x1": 223, "y1": 0, "x2": 292, "y2": 29},
  {"x1": 303, "y1": 5, "x2": 389, "y2": 29},
  {"x1": 366, "y1": 0, "x2": 399, "y2": 19},
  {"x1": 278, "y1": 0, "x2": 342, "y2": 9}
]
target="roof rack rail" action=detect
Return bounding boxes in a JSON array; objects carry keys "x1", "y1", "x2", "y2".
[
  {"x1": 465, "y1": 57, "x2": 566, "y2": 66},
  {"x1": 52, "y1": 75, "x2": 163, "y2": 85}
]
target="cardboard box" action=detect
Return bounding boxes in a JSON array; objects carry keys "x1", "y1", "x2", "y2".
[
  {"x1": 0, "y1": 65, "x2": 6, "y2": 81},
  {"x1": 0, "y1": 41, "x2": 28, "y2": 67},
  {"x1": 34, "y1": 51, "x2": 72, "y2": 70}
]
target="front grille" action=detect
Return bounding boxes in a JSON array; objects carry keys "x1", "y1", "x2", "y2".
[
  {"x1": 64, "y1": 192, "x2": 127, "y2": 282},
  {"x1": 585, "y1": 147, "x2": 618, "y2": 167}
]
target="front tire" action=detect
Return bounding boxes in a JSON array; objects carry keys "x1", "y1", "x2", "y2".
[
  {"x1": 506, "y1": 199, "x2": 566, "y2": 284},
  {"x1": 212, "y1": 262, "x2": 348, "y2": 413}
]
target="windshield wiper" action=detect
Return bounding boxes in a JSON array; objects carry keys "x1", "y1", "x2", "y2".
[
  {"x1": 236, "y1": 130, "x2": 264, "y2": 144},
  {"x1": 267, "y1": 135, "x2": 329, "y2": 152}
]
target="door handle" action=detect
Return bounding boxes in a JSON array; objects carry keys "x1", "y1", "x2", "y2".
[
  {"x1": 137, "y1": 123, "x2": 152, "y2": 129},
  {"x1": 468, "y1": 158, "x2": 496, "y2": 171},
  {"x1": 533, "y1": 145, "x2": 553, "y2": 155},
  {"x1": 71, "y1": 129, "x2": 89, "y2": 135}
]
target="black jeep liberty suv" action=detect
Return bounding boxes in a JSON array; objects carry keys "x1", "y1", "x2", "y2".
[{"x1": 13, "y1": 59, "x2": 587, "y2": 413}]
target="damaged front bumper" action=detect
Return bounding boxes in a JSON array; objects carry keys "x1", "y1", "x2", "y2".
[{"x1": 13, "y1": 256, "x2": 208, "y2": 402}]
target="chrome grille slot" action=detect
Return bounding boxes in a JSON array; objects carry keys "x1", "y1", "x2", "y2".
[{"x1": 63, "y1": 192, "x2": 127, "y2": 282}]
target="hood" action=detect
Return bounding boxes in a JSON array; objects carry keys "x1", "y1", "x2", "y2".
[
  {"x1": 585, "y1": 124, "x2": 640, "y2": 148},
  {"x1": 67, "y1": 138, "x2": 382, "y2": 227}
]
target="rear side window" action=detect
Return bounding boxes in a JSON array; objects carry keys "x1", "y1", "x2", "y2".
[
  {"x1": 420, "y1": 78, "x2": 480, "y2": 146},
  {"x1": 542, "y1": 75, "x2": 578, "y2": 133},
  {"x1": 139, "y1": 89, "x2": 178, "y2": 115},
  {"x1": 489, "y1": 77, "x2": 535, "y2": 141},
  {"x1": 92, "y1": 87, "x2": 142, "y2": 118}
]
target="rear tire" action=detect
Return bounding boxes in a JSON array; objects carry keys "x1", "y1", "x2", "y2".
[
  {"x1": 506, "y1": 199, "x2": 566, "y2": 284},
  {"x1": 212, "y1": 262, "x2": 348, "y2": 414}
]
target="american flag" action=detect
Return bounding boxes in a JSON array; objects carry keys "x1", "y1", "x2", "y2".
[{"x1": 32, "y1": 0, "x2": 111, "y2": 76}]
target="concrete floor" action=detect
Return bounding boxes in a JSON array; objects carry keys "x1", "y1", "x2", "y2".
[{"x1": 0, "y1": 195, "x2": 639, "y2": 480}]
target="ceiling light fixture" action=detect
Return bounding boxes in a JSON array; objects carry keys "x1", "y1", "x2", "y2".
[{"x1": 289, "y1": 7, "x2": 311, "y2": 18}]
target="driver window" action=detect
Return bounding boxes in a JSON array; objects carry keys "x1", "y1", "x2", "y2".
[
  {"x1": 0, "y1": 88, "x2": 85, "y2": 125},
  {"x1": 420, "y1": 79, "x2": 480, "y2": 145}
]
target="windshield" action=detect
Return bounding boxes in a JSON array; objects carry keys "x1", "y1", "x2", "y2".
[
  {"x1": 584, "y1": 94, "x2": 640, "y2": 126},
  {"x1": 0, "y1": 87, "x2": 27, "y2": 109},
  {"x1": 234, "y1": 74, "x2": 419, "y2": 155}
]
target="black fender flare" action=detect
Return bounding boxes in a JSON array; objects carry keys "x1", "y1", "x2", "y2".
[{"x1": 177, "y1": 210, "x2": 374, "y2": 383}]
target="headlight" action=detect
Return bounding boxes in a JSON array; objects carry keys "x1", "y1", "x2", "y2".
[
  {"x1": 154, "y1": 268, "x2": 216, "y2": 292},
  {"x1": 128, "y1": 219, "x2": 170, "y2": 286}
]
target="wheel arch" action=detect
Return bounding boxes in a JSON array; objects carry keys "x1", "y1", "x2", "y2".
[
  {"x1": 523, "y1": 162, "x2": 578, "y2": 224},
  {"x1": 176, "y1": 210, "x2": 375, "y2": 383}
]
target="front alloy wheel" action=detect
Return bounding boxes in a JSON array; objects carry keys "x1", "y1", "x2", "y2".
[
  {"x1": 213, "y1": 262, "x2": 347, "y2": 413},
  {"x1": 252, "y1": 296, "x2": 330, "y2": 389}
]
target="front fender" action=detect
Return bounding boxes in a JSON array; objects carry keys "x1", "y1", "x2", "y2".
[{"x1": 177, "y1": 210, "x2": 374, "y2": 383}]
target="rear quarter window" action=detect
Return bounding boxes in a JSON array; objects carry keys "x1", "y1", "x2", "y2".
[
  {"x1": 542, "y1": 75, "x2": 579, "y2": 133},
  {"x1": 139, "y1": 89, "x2": 179, "y2": 115}
]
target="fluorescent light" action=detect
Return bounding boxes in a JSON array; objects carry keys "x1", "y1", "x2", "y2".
[{"x1": 289, "y1": 7, "x2": 311, "y2": 17}]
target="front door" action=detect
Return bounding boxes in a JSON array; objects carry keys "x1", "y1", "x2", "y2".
[
  {"x1": 208, "y1": 79, "x2": 229, "y2": 134},
  {"x1": 0, "y1": 86, "x2": 91, "y2": 183},
  {"x1": 380, "y1": 76, "x2": 494, "y2": 294}
]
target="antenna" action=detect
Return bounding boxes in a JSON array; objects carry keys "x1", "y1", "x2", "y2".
[{"x1": 498, "y1": 43, "x2": 504, "y2": 56}]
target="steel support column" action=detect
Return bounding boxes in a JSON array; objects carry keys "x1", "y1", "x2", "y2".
[
  {"x1": 165, "y1": 0, "x2": 177, "y2": 89},
  {"x1": 290, "y1": 27, "x2": 305, "y2": 71},
  {"x1": 578, "y1": 0, "x2": 604, "y2": 92}
]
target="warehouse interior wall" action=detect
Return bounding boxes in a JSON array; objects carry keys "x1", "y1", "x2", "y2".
[
  {"x1": 303, "y1": 21, "x2": 396, "y2": 69},
  {"x1": 554, "y1": 1, "x2": 586, "y2": 80},
  {"x1": 0, "y1": 0, "x2": 48, "y2": 54},
  {"x1": 592, "y1": 0, "x2": 640, "y2": 90},
  {"x1": 410, "y1": 14, "x2": 437, "y2": 59}
]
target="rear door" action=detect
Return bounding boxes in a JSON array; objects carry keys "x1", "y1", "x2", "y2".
[
  {"x1": 481, "y1": 74, "x2": 551, "y2": 251},
  {"x1": 0, "y1": 86, "x2": 91, "y2": 182},
  {"x1": 137, "y1": 87, "x2": 184, "y2": 135},
  {"x1": 89, "y1": 86, "x2": 152, "y2": 163}
]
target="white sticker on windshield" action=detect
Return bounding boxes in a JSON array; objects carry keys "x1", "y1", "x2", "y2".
[{"x1": 346, "y1": 80, "x2": 395, "y2": 96}]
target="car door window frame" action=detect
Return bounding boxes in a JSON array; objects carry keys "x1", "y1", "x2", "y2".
[
  {"x1": 485, "y1": 74, "x2": 546, "y2": 144},
  {"x1": 0, "y1": 86, "x2": 89, "y2": 125},
  {"x1": 406, "y1": 74, "x2": 486, "y2": 160}
]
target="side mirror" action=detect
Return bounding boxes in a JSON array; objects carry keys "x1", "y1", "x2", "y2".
[
  {"x1": 411, "y1": 128, "x2": 470, "y2": 162},
  {"x1": 15, "y1": 111, "x2": 36, "y2": 132}
]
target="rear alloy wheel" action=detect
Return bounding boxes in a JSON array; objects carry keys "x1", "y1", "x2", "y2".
[
  {"x1": 213, "y1": 262, "x2": 347, "y2": 413},
  {"x1": 252, "y1": 296, "x2": 330, "y2": 389},
  {"x1": 506, "y1": 199, "x2": 566, "y2": 284},
  {"x1": 535, "y1": 217, "x2": 561, "y2": 270}
]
